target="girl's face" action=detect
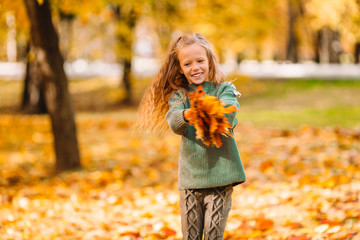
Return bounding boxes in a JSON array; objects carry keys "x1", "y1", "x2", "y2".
[{"x1": 178, "y1": 43, "x2": 210, "y2": 85}]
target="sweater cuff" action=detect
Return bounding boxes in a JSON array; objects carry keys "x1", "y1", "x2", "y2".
[
  {"x1": 167, "y1": 110, "x2": 189, "y2": 135},
  {"x1": 173, "y1": 110, "x2": 188, "y2": 127}
]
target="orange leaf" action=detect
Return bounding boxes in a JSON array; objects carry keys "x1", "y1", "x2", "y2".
[
  {"x1": 119, "y1": 231, "x2": 140, "y2": 237},
  {"x1": 259, "y1": 160, "x2": 274, "y2": 172},
  {"x1": 256, "y1": 218, "x2": 274, "y2": 231},
  {"x1": 224, "y1": 105, "x2": 237, "y2": 114},
  {"x1": 214, "y1": 133, "x2": 223, "y2": 147},
  {"x1": 285, "y1": 221, "x2": 303, "y2": 229},
  {"x1": 161, "y1": 227, "x2": 177, "y2": 237}
]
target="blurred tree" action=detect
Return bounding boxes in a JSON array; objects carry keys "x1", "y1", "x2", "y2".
[
  {"x1": 110, "y1": 1, "x2": 142, "y2": 105},
  {"x1": 0, "y1": 0, "x2": 47, "y2": 113},
  {"x1": 4, "y1": 12, "x2": 17, "y2": 62},
  {"x1": 305, "y1": 0, "x2": 360, "y2": 63},
  {"x1": 148, "y1": 0, "x2": 183, "y2": 57},
  {"x1": 57, "y1": 10, "x2": 76, "y2": 61},
  {"x1": 52, "y1": 0, "x2": 107, "y2": 60},
  {"x1": 315, "y1": 27, "x2": 341, "y2": 63},
  {"x1": 185, "y1": 0, "x2": 283, "y2": 62},
  {"x1": 23, "y1": 0, "x2": 81, "y2": 173},
  {"x1": 22, "y1": 42, "x2": 48, "y2": 113},
  {"x1": 2, "y1": 0, "x2": 360, "y2": 91},
  {"x1": 355, "y1": 42, "x2": 360, "y2": 63},
  {"x1": 351, "y1": 0, "x2": 360, "y2": 63},
  {"x1": 0, "y1": 0, "x2": 29, "y2": 61},
  {"x1": 21, "y1": 0, "x2": 107, "y2": 113},
  {"x1": 286, "y1": 0, "x2": 300, "y2": 62}
]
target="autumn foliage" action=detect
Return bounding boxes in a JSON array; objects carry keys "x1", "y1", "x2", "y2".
[
  {"x1": 1, "y1": 113, "x2": 360, "y2": 239},
  {"x1": 184, "y1": 85, "x2": 237, "y2": 147}
]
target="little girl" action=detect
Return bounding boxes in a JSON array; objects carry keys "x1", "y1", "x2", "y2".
[{"x1": 137, "y1": 33, "x2": 246, "y2": 239}]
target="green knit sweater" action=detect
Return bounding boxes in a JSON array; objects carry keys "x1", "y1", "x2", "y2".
[{"x1": 165, "y1": 81, "x2": 246, "y2": 190}]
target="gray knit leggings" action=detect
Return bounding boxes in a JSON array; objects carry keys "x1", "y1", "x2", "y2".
[{"x1": 179, "y1": 185, "x2": 233, "y2": 240}]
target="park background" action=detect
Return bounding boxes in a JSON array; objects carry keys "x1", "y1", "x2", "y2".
[{"x1": 1, "y1": 0, "x2": 360, "y2": 239}]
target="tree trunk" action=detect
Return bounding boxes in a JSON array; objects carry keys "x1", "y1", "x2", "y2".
[
  {"x1": 122, "y1": 57, "x2": 132, "y2": 104},
  {"x1": 113, "y1": 4, "x2": 138, "y2": 105},
  {"x1": 22, "y1": 43, "x2": 47, "y2": 114},
  {"x1": 316, "y1": 27, "x2": 341, "y2": 63},
  {"x1": 354, "y1": 42, "x2": 360, "y2": 64},
  {"x1": 314, "y1": 31, "x2": 321, "y2": 63},
  {"x1": 23, "y1": 0, "x2": 81, "y2": 173},
  {"x1": 286, "y1": 0, "x2": 299, "y2": 63}
]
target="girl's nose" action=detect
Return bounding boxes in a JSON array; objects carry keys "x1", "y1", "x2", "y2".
[{"x1": 192, "y1": 63, "x2": 200, "y2": 71}]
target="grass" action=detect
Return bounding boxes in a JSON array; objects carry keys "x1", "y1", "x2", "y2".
[
  {"x1": 1, "y1": 77, "x2": 360, "y2": 128},
  {"x1": 231, "y1": 77, "x2": 360, "y2": 128},
  {"x1": 238, "y1": 105, "x2": 360, "y2": 128}
]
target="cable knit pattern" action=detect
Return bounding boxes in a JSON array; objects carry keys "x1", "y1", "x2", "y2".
[{"x1": 165, "y1": 81, "x2": 246, "y2": 190}]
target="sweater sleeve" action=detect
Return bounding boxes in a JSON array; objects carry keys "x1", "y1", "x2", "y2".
[
  {"x1": 165, "y1": 90, "x2": 189, "y2": 135},
  {"x1": 217, "y1": 82, "x2": 240, "y2": 127}
]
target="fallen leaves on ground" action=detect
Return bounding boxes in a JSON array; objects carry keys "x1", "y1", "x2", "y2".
[{"x1": 1, "y1": 113, "x2": 360, "y2": 239}]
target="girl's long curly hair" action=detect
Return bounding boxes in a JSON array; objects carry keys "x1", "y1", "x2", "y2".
[{"x1": 135, "y1": 33, "x2": 226, "y2": 134}]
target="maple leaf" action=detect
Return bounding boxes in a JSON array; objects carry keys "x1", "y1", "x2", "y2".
[{"x1": 186, "y1": 85, "x2": 238, "y2": 147}]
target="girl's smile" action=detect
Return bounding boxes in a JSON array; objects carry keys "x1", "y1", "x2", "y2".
[{"x1": 178, "y1": 44, "x2": 210, "y2": 85}]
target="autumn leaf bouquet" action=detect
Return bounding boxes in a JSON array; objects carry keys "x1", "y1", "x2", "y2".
[{"x1": 184, "y1": 85, "x2": 237, "y2": 148}]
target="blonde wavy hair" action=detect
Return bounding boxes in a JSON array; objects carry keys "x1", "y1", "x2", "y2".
[{"x1": 135, "y1": 33, "x2": 226, "y2": 134}]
